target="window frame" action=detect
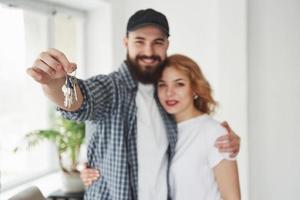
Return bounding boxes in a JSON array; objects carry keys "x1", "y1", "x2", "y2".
[{"x1": 0, "y1": 0, "x2": 86, "y2": 191}]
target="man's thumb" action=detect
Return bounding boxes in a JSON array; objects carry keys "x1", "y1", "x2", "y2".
[
  {"x1": 70, "y1": 63, "x2": 77, "y2": 72},
  {"x1": 221, "y1": 121, "x2": 232, "y2": 134}
]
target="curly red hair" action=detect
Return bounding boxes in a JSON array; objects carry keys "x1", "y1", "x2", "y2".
[{"x1": 163, "y1": 54, "x2": 217, "y2": 114}]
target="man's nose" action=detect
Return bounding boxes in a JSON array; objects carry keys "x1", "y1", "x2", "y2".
[{"x1": 144, "y1": 44, "x2": 154, "y2": 56}]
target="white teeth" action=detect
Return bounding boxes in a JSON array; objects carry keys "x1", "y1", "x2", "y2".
[{"x1": 141, "y1": 58, "x2": 155, "y2": 64}]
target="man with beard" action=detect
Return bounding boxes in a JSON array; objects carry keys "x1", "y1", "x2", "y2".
[{"x1": 27, "y1": 9, "x2": 240, "y2": 200}]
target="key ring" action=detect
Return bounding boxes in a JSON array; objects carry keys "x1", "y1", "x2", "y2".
[{"x1": 62, "y1": 69, "x2": 78, "y2": 108}]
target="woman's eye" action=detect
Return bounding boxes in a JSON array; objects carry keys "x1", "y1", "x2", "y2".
[
  {"x1": 176, "y1": 82, "x2": 185, "y2": 87},
  {"x1": 158, "y1": 83, "x2": 166, "y2": 88}
]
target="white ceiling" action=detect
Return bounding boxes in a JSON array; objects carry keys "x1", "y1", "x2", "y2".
[{"x1": 39, "y1": 0, "x2": 109, "y2": 11}]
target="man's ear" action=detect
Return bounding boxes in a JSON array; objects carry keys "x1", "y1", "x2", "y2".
[
  {"x1": 165, "y1": 39, "x2": 170, "y2": 50},
  {"x1": 123, "y1": 37, "x2": 129, "y2": 48}
]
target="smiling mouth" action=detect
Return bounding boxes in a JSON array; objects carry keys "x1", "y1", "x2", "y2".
[
  {"x1": 139, "y1": 58, "x2": 158, "y2": 64},
  {"x1": 166, "y1": 100, "x2": 178, "y2": 106}
]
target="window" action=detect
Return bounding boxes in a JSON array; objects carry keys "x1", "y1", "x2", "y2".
[{"x1": 0, "y1": 3, "x2": 84, "y2": 191}]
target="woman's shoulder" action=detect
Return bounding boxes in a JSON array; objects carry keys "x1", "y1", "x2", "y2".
[{"x1": 200, "y1": 115, "x2": 227, "y2": 138}]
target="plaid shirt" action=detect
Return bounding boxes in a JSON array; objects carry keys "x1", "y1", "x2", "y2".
[{"x1": 60, "y1": 62, "x2": 177, "y2": 200}]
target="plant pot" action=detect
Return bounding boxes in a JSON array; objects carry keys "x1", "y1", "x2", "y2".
[{"x1": 60, "y1": 171, "x2": 85, "y2": 193}]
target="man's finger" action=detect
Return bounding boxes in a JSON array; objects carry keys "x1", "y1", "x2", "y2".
[
  {"x1": 215, "y1": 141, "x2": 232, "y2": 149},
  {"x1": 27, "y1": 68, "x2": 42, "y2": 82},
  {"x1": 86, "y1": 169, "x2": 100, "y2": 174},
  {"x1": 47, "y1": 48, "x2": 74, "y2": 73},
  {"x1": 70, "y1": 62, "x2": 77, "y2": 71},
  {"x1": 229, "y1": 151, "x2": 238, "y2": 158},
  {"x1": 218, "y1": 147, "x2": 236, "y2": 153},
  {"x1": 27, "y1": 67, "x2": 51, "y2": 84},
  {"x1": 34, "y1": 59, "x2": 56, "y2": 76},
  {"x1": 221, "y1": 121, "x2": 233, "y2": 134},
  {"x1": 39, "y1": 51, "x2": 62, "y2": 71},
  {"x1": 215, "y1": 134, "x2": 230, "y2": 142},
  {"x1": 87, "y1": 172, "x2": 99, "y2": 179}
]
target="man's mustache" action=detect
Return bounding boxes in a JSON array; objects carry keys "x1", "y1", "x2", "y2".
[{"x1": 136, "y1": 55, "x2": 162, "y2": 62}]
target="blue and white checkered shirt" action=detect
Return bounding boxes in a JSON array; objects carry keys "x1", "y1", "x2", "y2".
[{"x1": 59, "y1": 62, "x2": 177, "y2": 200}]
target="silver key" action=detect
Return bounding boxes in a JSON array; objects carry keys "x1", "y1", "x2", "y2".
[{"x1": 62, "y1": 75, "x2": 78, "y2": 108}]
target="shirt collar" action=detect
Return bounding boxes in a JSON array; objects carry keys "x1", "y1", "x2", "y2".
[{"x1": 118, "y1": 62, "x2": 138, "y2": 91}]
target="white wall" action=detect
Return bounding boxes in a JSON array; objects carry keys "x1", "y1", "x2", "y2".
[
  {"x1": 248, "y1": 0, "x2": 300, "y2": 199},
  {"x1": 217, "y1": 1, "x2": 248, "y2": 199},
  {"x1": 110, "y1": 0, "x2": 127, "y2": 68},
  {"x1": 85, "y1": 2, "x2": 113, "y2": 76}
]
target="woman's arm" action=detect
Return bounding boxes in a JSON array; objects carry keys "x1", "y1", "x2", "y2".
[{"x1": 213, "y1": 160, "x2": 241, "y2": 200}]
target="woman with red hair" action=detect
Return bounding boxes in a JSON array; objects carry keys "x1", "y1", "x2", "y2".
[{"x1": 157, "y1": 54, "x2": 240, "y2": 200}]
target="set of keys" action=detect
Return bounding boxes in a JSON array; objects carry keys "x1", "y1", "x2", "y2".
[{"x1": 61, "y1": 73, "x2": 78, "y2": 108}]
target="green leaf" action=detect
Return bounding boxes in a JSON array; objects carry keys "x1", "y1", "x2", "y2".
[{"x1": 14, "y1": 116, "x2": 85, "y2": 173}]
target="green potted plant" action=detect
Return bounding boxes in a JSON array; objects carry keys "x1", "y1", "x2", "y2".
[{"x1": 14, "y1": 116, "x2": 85, "y2": 192}]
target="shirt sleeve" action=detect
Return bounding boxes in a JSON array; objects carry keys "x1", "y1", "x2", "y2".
[
  {"x1": 207, "y1": 123, "x2": 236, "y2": 168},
  {"x1": 58, "y1": 74, "x2": 116, "y2": 122}
]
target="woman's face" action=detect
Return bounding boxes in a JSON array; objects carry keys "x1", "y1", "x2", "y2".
[{"x1": 158, "y1": 66, "x2": 198, "y2": 122}]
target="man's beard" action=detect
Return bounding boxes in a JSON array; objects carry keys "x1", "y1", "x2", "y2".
[{"x1": 126, "y1": 53, "x2": 166, "y2": 84}]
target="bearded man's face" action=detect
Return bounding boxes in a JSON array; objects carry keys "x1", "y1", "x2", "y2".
[{"x1": 124, "y1": 25, "x2": 169, "y2": 83}]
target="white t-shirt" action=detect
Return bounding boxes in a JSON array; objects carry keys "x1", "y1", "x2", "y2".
[
  {"x1": 136, "y1": 83, "x2": 169, "y2": 200},
  {"x1": 169, "y1": 114, "x2": 234, "y2": 200}
]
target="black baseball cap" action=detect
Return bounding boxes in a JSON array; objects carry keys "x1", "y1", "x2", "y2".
[{"x1": 126, "y1": 8, "x2": 170, "y2": 37}]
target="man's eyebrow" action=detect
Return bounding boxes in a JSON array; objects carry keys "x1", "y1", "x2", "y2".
[
  {"x1": 155, "y1": 38, "x2": 165, "y2": 42},
  {"x1": 134, "y1": 36, "x2": 145, "y2": 40}
]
